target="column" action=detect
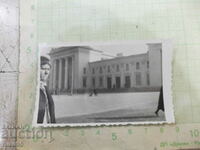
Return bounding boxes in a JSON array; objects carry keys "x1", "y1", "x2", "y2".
[
  {"x1": 53, "y1": 60, "x2": 57, "y2": 91},
  {"x1": 103, "y1": 75, "x2": 107, "y2": 89},
  {"x1": 71, "y1": 56, "x2": 73, "y2": 94},
  {"x1": 121, "y1": 73, "x2": 124, "y2": 88},
  {"x1": 58, "y1": 58, "x2": 62, "y2": 91},
  {"x1": 49, "y1": 60, "x2": 54, "y2": 90},
  {"x1": 64, "y1": 57, "x2": 68, "y2": 90},
  {"x1": 141, "y1": 71, "x2": 146, "y2": 87},
  {"x1": 131, "y1": 72, "x2": 135, "y2": 88}
]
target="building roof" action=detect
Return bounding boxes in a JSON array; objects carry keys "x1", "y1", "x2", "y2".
[
  {"x1": 89, "y1": 53, "x2": 147, "y2": 64},
  {"x1": 49, "y1": 46, "x2": 147, "y2": 63},
  {"x1": 49, "y1": 46, "x2": 102, "y2": 55}
]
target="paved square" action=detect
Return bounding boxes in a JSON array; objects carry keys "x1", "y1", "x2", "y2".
[{"x1": 53, "y1": 92, "x2": 165, "y2": 123}]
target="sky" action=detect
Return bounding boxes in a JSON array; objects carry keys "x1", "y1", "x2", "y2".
[
  {"x1": 90, "y1": 43, "x2": 148, "y2": 56},
  {"x1": 40, "y1": 43, "x2": 148, "y2": 61}
]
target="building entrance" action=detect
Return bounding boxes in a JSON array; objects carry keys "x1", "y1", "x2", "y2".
[
  {"x1": 107, "y1": 77, "x2": 112, "y2": 89},
  {"x1": 115, "y1": 77, "x2": 121, "y2": 88},
  {"x1": 125, "y1": 76, "x2": 131, "y2": 88}
]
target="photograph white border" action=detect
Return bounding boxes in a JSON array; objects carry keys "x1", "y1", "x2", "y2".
[{"x1": 33, "y1": 39, "x2": 174, "y2": 127}]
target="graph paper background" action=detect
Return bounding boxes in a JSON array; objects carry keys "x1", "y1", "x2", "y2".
[{"x1": 18, "y1": 0, "x2": 200, "y2": 149}]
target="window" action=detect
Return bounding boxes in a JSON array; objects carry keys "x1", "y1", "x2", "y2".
[
  {"x1": 112, "y1": 64, "x2": 115, "y2": 68},
  {"x1": 83, "y1": 68, "x2": 86, "y2": 74},
  {"x1": 107, "y1": 65, "x2": 110, "y2": 73},
  {"x1": 55, "y1": 59, "x2": 59, "y2": 88},
  {"x1": 99, "y1": 77, "x2": 103, "y2": 87},
  {"x1": 99, "y1": 66, "x2": 102, "y2": 74},
  {"x1": 136, "y1": 62, "x2": 140, "y2": 70},
  {"x1": 116, "y1": 64, "x2": 119, "y2": 72},
  {"x1": 92, "y1": 68, "x2": 95, "y2": 74},
  {"x1": 126, "y1": 64, "x2": 129, "y2": 71},
  {"x1": 147, "y1": 61, "x2": 149, "y2": 69},
  {"x1": 83, "y1": 77, "x2": 87, "y2": 88},
  {"x1": 136, "y1": 72, "x2": 141, "y2": 85}
]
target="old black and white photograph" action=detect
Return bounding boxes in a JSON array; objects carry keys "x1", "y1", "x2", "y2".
[{"x1": 34, "y1": 40, "x2": 174, "y2": 127}]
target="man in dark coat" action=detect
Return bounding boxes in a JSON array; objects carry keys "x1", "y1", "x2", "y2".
[
  {"x1": 155, "y1": 86, "x2": 164, "y2": 116},
  {"x1": 37, "y1": 56, "x2": 56, "y2": 124}
]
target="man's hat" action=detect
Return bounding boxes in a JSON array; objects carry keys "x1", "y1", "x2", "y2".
[{"x1": 40, "y1": 56, "x2": 51, "y2": 67}]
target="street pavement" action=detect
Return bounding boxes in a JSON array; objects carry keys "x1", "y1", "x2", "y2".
[{"x1": 52, "y1": 92, "x2": 165, "y2": 123}]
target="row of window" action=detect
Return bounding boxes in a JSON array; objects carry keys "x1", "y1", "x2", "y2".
[
  {"x1": 84, "y1": 61, "x2": 149, "y2": 75},
  {"x1": 82, "y1": 73, "x2": 150, "y2": 88}
]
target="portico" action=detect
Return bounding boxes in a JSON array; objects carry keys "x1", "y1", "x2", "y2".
[{"x1": 49, "y1": 55, "x2": 74, "y2": 94}]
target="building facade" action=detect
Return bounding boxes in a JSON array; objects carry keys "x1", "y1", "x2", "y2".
[{"x1": 48, "y1": 44, "x2": 162, "y2": 94}]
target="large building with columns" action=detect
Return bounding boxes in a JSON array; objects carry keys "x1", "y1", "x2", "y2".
[{"x1": 48, "y1": 43, "x2": 162, "y2": 94}]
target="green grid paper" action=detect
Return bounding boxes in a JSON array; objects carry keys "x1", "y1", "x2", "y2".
[
  {"x1": 37, "y1": 0, "x2": 200, "y2": 123},
  {"x1": 17, "y1": 0, "x2": 200, "y2": 149}
]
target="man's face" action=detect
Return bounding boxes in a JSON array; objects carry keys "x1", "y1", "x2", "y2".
[{"x1": 40, "y1": 64, "x2": 50, "y2": 82}]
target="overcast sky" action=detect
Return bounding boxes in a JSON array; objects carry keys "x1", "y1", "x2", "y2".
[
  {"x1": 40, "y1": 43, "x2": 148, "y2": 62},
  {"x1": 90, "y1": 43, "x2": 148, "y2": 56},
  {"x1": 41, "y1": 42, "x2": 148, "y2": 55}
]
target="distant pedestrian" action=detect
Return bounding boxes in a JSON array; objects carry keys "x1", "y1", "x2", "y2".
[
  {"x1": 89, "y1": 88, "x2": 98, "y2": 96},
  {"x1": 93, "y1": 89, "x2": 97, "y2": 96},
  {"x1": 155, "y1": 87, "x2": 164, "y2": 116}
]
